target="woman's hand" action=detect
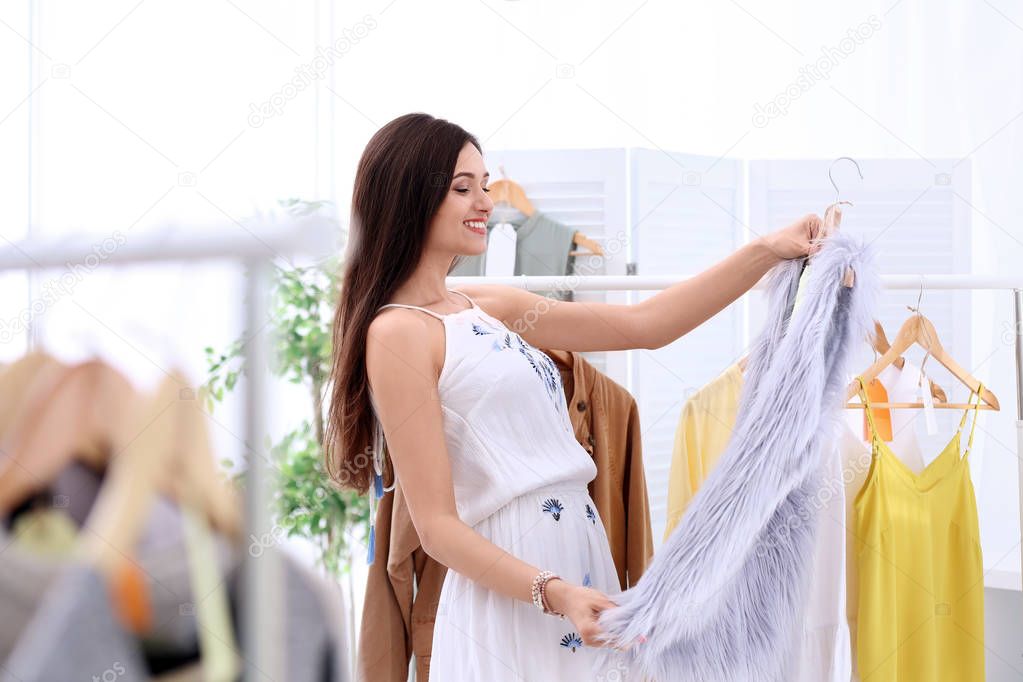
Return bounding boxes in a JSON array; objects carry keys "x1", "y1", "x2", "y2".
[
  {"x1": 544, "y1": 579, "x2": 641, "y2": 651},
  {"x1": 760, "y1": 213, "x2": 823, "y2": 261}
]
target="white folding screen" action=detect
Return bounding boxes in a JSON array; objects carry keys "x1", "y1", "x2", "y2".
[
  {"x1": 748, "y1": 158, "x2": 974, "y2": 467},
  {"x1": 628, "y1": 149, "x2": 745, "y2": 545},
  {"x1": 748, "y1": 159, "x2": 971, "y2": 358},
  {"x1": 482, "y1": 148, "x2": 629, "y2": 381}
]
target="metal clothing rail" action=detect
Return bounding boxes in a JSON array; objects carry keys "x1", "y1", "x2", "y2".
[
  {"x1": 0, "y1": 218, "x2": 336, "y2": 682},
  {"x1": 449, "y1": 273, "x2": 1023, "y2": 598}
]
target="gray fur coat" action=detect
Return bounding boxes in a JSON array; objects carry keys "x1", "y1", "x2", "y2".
[{"x1": 594, "y1": 233, "x2": 879, "y2": 681}]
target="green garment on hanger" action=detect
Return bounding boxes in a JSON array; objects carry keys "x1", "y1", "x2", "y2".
[{"x1": 449, "y1": 210, "x2": 578, "y2": 301}]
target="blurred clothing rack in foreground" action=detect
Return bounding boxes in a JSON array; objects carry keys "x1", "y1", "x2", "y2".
[{"x1": 0, "y1": 217, "x2": 340, "y2": 682}]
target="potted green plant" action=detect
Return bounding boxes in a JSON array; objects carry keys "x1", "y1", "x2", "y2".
[{"x1": 202, "y1": 198, "x2": 366, "y2": 657}]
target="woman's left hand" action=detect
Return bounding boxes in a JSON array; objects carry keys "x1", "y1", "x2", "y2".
[{"x1": 762, "y1": 213, "x2": 822, "y2": 261}]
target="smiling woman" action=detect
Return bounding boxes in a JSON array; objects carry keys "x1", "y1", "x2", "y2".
[
  {"x1": 327, "y1": 111, "x2": 817, "y2": 681},
  {"x1": 327, "y1": 112, "x2": 636, "y2": 680}
]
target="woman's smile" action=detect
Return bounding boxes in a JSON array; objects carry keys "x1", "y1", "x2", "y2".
[{"x1": 463, "y1": 219, "x2": 487, "y2": 236}]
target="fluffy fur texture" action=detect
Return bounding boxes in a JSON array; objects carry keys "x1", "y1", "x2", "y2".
[{"x1": 593, "y1": 233, "x2": 879, "y2": 682}]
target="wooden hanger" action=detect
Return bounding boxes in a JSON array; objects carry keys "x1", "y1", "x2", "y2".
[
  {"x1": 869, "y1": 320, "x2": 947, "y2": 402},
  {"x1": 76, "y1": 373, "x2": 170, "y2": 576},
  {"x1": 0, "y1": 350, "x2": 68, "y2": 442},
  {"x1": 490, "y1": 168, "x2": 604, "y2": 257},
  {"x1": 170, "y1": 380, "x2": 241, "y2": 539},
  {"x1": 488, "y1": 177, "x2": 535, "y2": 217},
  {"x1": 870, "y1": 320, "x2": 901, "y2": 369},
  {"x1": 0, "y1": 359, "x2": 240, "y2": 542},
  {"x1": 0, "y1": 359, "x2": 133, "y2": 517},
  {"x1": 79, "y1": 369, "x2": 241, "y2": 577},
  {"x1": 734, "y1": 324, "x2": 949, "y2": 405},
  {"x1": 846, "y1": 312, "x2": 999, "y2": 410},
  {"x1": 569, "y1": 232, "x2": 604, "y2": 257}
]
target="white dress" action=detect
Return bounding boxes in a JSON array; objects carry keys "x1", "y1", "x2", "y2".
[{"x1": 376, "y1": 289, "x2": 629, "y2": 681}]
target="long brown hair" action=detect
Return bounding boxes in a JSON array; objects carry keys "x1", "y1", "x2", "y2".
[{"x1": 324, "y1": 112, "x2": 481, "y2": 494}]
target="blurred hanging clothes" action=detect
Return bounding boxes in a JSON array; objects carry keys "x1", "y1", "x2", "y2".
[
  {"x1": 357, "y1": 350, "x2": 653, "y2": 682},
  {"x1": 449, "y1": 209, "x2": 578, "y2": 301},
  {"x1": 663, "y1": 362, "x2": 743, "y2": 539},
  {"x1": 663, "y1": 361, "x2": 852, "y2": 682},
  {"x1": 0, "y1": 461, "x2": 348, "y2": 682}
]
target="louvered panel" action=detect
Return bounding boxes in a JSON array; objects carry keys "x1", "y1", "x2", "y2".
[
  {"x1": 630, "y1": 149, "x2": 745, "y2": 545},
  {"x1": 481, "y1": 149, "x2": 629, "y2": 381},
  {"x1": 749, "y1": 159, "x2": 971, "y2": 420},
  {"x1": 715, "y1": 159, "x2": 972, "y2": 544}
]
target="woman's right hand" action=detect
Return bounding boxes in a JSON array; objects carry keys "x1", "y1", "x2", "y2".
[{"x1": 545, "y1": 578, "x2": 641, "y2": 651}]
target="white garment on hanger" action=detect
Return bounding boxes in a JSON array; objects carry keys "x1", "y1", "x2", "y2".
[
  {"x1": 789, "y1": 432, "x2": 852, "y2": 682},
  {"x1": 484, "y1": 222, "x2": 516, "y2": 276}
]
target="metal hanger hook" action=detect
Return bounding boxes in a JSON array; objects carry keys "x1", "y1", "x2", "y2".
[
  {"x1": 829, "y1": 156, "x2": 864, "y2": 206},
  {"x1": 908, "y1": 274, "x2": 924, "y2": 314},
  {"x1": 906, "y1": 274, "x2": 926, "y2": 323}
]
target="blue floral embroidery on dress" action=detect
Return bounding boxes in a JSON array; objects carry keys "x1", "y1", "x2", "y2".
[
  {"x1": 513, "y1": 335, "x2": 562, "y2": 405},
  {"x1": 585, "y1": 504, "x2": 597, "y2": 525},
  {"x1": 560, "y1": 633, "x2": 584, "y2": 652},
  {"x1": 541, "y1": 498, "x2": 564, "y2": 521},
  {"x1": 583, "y1": 572, "x2": 591, "y2": 587},
  {"x1": 469, "y1": 318, "x2": 569, "y2": 425}
]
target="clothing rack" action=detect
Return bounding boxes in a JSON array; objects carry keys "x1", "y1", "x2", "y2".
[
  {"x1": 449, "y1": 273, "x2": 1023, "y2": 599},
  {"x1": 4, "y1": 238, "x2": 1017, "y2": 673},
  {"x1": 0, "y1": 218, "x2": 336, "y2": 682}
]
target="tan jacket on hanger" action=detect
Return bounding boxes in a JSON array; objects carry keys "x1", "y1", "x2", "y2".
[{"x1": 356, "y1": 350, "x2": 654, "y2": 682}]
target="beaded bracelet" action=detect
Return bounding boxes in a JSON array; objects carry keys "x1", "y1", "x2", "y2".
[{"x1": 531, "y1": 570, "x2": 565, "y2": 619}]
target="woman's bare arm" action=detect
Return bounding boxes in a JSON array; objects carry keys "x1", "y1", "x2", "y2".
[{"x1": 456, "y1": 216, "x2": 818, "y2": 353}]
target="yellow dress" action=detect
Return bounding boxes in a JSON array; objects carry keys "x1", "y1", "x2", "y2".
[
  {"x1": 853, "y1": 376, "x2": 986, "y2": 681},
  {"x1": 663, "y1": 363, "x2": 743, "y2": 540}
]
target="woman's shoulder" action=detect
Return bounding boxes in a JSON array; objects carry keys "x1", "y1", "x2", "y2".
[{"x1": 366, "y1": 308, "x2": 445, "y2": 385}]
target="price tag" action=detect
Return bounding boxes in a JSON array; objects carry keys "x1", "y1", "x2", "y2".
[{"x1": 919, "y1": 371, "x2": 938, "y2": 435}]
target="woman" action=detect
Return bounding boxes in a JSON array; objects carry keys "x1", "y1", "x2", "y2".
[{"x1": 326, "y1": 112, "x2": 820, "y2": 680}]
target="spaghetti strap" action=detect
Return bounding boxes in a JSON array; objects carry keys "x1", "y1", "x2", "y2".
[
  {"x1": 375, "y1": 303, "x2": 445, "y2": 321},
  {"x1": 963, "y1": 381, "x2": 984, "y2": 456},
  {"x1": 375, "y1": 289, "x2": 476, "y2": 320},
  {"x1": 855, "y1": 375, "x2": 881, "y2": 445},
  {"x1": 957, "y1": 384, "x2": 979, "y2": 430},
  {"x1": 448, "y1": 288, "x2": 478, "y2": 309}
]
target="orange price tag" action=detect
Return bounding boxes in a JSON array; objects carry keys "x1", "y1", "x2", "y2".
[{"x1": 108, "y1": 557, "x2": 153, "y2": 635}]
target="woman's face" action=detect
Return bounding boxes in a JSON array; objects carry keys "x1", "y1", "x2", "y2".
[{"x1": 428, "y1": 142, "x2": 493, "y2": 257}]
